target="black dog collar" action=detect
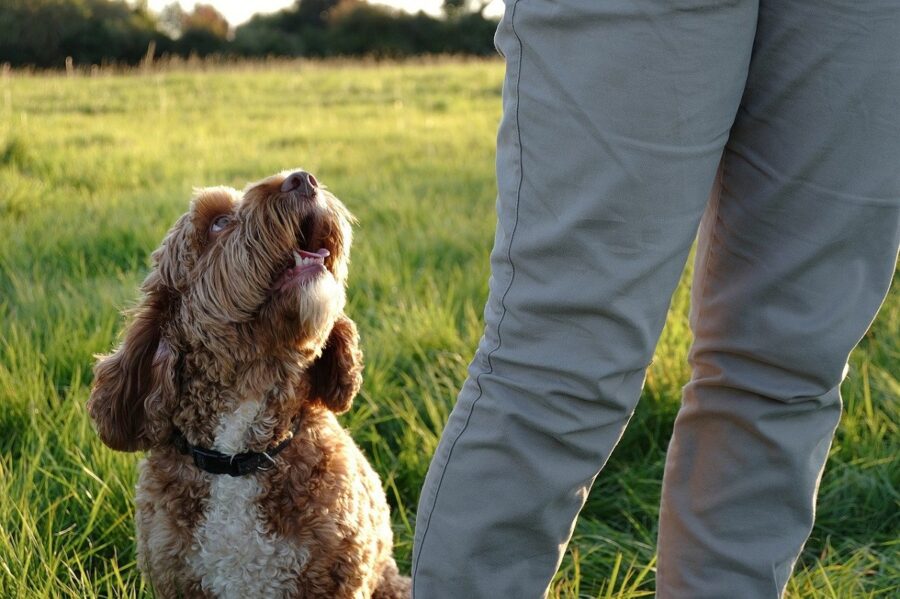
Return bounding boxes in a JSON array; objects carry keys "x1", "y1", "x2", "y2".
[{"x1": 172, "y1": 426, "x2": 297, "y2": 477}]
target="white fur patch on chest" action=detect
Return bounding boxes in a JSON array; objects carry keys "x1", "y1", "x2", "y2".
[{"x1": 189, "y1": 400, "x2": 309, "y2": 598}]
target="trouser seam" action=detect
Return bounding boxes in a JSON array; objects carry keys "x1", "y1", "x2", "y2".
[{"x1": 411, "y1": 1, "x2": 526, "y2": 594}]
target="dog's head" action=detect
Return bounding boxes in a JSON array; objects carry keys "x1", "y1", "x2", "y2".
[{"x1": 87, "y1": 170, "x2": 362, "y2": 452}]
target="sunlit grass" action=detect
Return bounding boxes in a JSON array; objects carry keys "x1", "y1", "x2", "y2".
[{"x1": 1, "y1": 59, "x2": 897, "y2": 597}]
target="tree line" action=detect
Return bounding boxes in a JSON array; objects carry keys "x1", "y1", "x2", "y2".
[{"x1": 0, "y1": 0, "x2": 500, "y2": 68}]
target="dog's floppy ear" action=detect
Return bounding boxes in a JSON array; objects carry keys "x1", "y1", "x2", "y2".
[
  {"x1": 307, "y1": 314, "x2": 363, "y2": 414},
  {"x1": 87, "y1": 272, "x2": 177, "y2": 452}
]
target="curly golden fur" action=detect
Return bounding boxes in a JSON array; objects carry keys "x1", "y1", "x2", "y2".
[{"x1": 87, "y1": 171, "x2": 410, "y2": 598}]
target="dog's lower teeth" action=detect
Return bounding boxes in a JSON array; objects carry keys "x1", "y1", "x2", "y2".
[{"x1": 290, "y1": 251, "x2": 322, "y2": 272}]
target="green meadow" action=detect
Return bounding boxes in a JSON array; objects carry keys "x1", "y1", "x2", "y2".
[{"x1": 0, "y1": 60, "x2": 897, "y2": 598}]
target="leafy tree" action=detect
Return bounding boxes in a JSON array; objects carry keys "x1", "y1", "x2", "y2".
[
  {"x1": 326, "y1": 2, "x2": 415, "y2": 56},
  {"x1": 157, "y1": 2, "x2": 185, "y2": 38},
  {"x1": 183, "y1": 3, "x2": 229, "y2": 39},
  {"x1": 232, "y1": 17, "x2": 307, "y2": 57},
  {"x1": 442, "y1": 0, "x2": 490, "y2": 19},
  {"x1": 0, "y1": 0, "x2": 161, "y2": 67},
  {"x1": 174, "y1": 3, "x2": 229, "y2": 56},
  {"x1": 294, "y1": 0, "x2": 348, "y2": 28}
]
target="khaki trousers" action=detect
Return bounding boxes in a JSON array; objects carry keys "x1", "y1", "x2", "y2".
[{"x1": 412, "y1": 0, "x2": 900, "y2": 597}]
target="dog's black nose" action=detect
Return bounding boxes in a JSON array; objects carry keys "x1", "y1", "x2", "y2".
[{"x1": 280, "y1": 171, "x2": 318, "y2": 196}]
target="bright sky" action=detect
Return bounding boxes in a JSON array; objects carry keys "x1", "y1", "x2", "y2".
[{"x1": 146, "y1": 1, "x2": 504, "y2": 26}]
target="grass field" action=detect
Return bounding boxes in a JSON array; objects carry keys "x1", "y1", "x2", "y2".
[{"x1": 0, "y1": 59, "x2": 897, "y2": 598}]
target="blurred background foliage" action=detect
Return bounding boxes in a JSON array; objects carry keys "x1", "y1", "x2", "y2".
[{"x1": 0, "y1": 0, "x2": 500, "y2": 68}]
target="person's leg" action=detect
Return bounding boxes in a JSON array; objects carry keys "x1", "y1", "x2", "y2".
[
  {"x1": 412, "y1": 1, "x2": 759, "y2": 596},
  {"x1": 657, "y1": 1, "x2": 900, "y2": 596}
]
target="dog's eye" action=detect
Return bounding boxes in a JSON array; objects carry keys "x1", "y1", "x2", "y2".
[{"x1": 210, "y1": 215, "x2": 231, "y2": 235}]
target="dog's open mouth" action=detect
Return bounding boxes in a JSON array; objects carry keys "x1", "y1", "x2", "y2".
[
  {"x1": 273, "y1": 216, "x2": 331, "y2": 291},
  {"x1": 275, "y1": 248, "x2": 330, "y2": 290}
]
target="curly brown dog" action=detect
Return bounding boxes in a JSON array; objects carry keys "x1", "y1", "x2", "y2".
[{"x1": 87, "y1": 170, "x2": 410, "y2": 598}]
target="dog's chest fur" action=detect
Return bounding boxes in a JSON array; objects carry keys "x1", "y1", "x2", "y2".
[
  {"x1": 187, "y1": 400, "x2": 309, "y2": 598},
  {"x1": 135, "y1": 404, "x2": 398, "y2": 598}
]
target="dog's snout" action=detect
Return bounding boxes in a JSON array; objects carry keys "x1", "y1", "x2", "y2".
[{"x1": 280, "y1": 171, "x2": 318, "y2": 196}]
